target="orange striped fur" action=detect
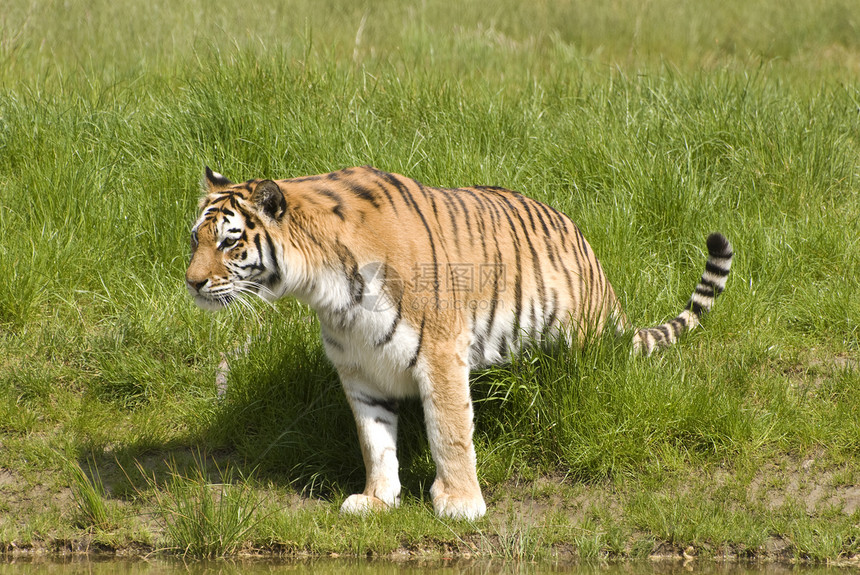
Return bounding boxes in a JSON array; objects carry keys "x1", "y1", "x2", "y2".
[{"x1": 186, "y1": 166, "x2": 733, "y2": 519}]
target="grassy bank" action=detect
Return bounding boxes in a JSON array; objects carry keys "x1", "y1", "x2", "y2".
[{"x1": 1, "y1": 0, "x2": 859, "y2": 564}]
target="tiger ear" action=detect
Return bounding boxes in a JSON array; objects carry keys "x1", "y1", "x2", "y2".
[
  {"x1": 203, "y1": 166, "x2": 234, "y2": 191},
  {"x1": 252, "y1": 180, "x2": 287, "y2": 221}
]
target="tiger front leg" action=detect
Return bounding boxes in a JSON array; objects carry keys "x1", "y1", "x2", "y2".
[
  {"x1": 416, "y1": 352, "x2": 486, "y2": 521},
  {"x1": 339, "y1": 374, "x2": 402, "y2": 515}
]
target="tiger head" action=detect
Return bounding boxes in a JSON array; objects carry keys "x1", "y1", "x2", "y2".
[{"x1": 185, "y1": 167, "x2": 287, "y2": 311}]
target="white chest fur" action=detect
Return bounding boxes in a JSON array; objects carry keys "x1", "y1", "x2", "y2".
[{"x1": 309, "y1": 266, "x2": 422, "y2": 398}]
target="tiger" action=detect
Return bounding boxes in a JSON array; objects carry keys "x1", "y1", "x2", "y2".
[{"x1": 186, "y1": 165, "x2": 733, "y2": 520}]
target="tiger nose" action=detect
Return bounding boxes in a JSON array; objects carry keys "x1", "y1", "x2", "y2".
[{"x1": 186, "y1": 278, "x2": 207, "y2": 292}]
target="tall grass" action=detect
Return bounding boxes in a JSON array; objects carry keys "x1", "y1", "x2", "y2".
[
  {"x1": 67, "y1": 460, "x2": 115, "y2": 530},
  {"x1": 140, "y1": 459, "x2": 263, "y2": 558},
  {"x1": 0, "y1": 0, "x2": 859, "y2": 560}
]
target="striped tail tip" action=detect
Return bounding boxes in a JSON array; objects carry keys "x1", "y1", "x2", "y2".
[
  {"x1": 689, "y1": 232, "x2": 733, "y2": 317},
  {"x1": 632, "y1": 232, "x2": 733, "y2": 356}
]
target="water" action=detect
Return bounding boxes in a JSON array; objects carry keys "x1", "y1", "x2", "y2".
[{"x1": 0, "y1": 561, "x2": 845, "y2": 575}]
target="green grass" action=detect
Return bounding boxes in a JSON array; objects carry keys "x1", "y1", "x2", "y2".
[
  {"x1": 141, "y1": 458, "x2": 264, "y2": 558},
  {"x1": 1, "y1": 0, "x2": 860, "y2": 564},
  {"x1": 67, "y1": 458, "x2": 116, "y2": 531}
]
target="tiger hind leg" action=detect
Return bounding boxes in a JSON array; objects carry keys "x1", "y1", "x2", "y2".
[{"x1": 416, "y1": 341, "x2": 486, "y2": 520}]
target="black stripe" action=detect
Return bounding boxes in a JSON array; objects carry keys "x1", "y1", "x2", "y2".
[
  {"x1": 669, "y1": 318, "x2": 684, "y2": 338},
  {"x1": 375, "y1": 169, "x2": 418, "y2": 211},
  {"x1": 472, "y1": 188, "x2": 505, "y2": 350},
  {"x1": 566, "y1": 226, "x2": 594, "y2": 315},
  {"x1": 532, "y1": 200, "x2": 560, "y2": 233},
  {"x1": 656, "y1": 324, "x2": 672, "y2": 343},
  {"x1": 347, "y1": 181, "x2": 380, "y2": 208},
  {"x1": 546, "y1": 204, "x2": 571, "y2": 234},
  {"x1": 407, "y1": 315, "x2": 426, "y2": 369},
  {"x1": 212, "y1": 192, "x2": 237, "y2": 203},
  {"x1": 550, "y1": 237, "x2": 577, "y2": 317},
  {"x1": 706, "y1": 233, "x2": 732, "y2": 257},
  {"x1": 242, "y1": 207, "x2": 257, "y2": 229},
  {"x1": 416, "y1": 181, "x2": 433, "y2": 201},
  {"x1": 544, "y1": 289, "x2": 559, "y2": 334},
  {"x1": 513, "y1": 194, "x2": 538, "y2": 234},
  {"x1": 427, "y1": 188, "x2": 440, "y2": 220},
  {"x1": 316, "y1": 188, "x2": 346, "y2": 220},
  {"x1": 459, "y1": 188, "x2": 489, "y2": 260},
  {"x1": 322, "y1": 333, "x2": 344, "y2": 351},
  {"x1": 594, "y1": 257, "x2": 606, "y2": 303},
  {"x1": 288, "y1": 175, "x2": 324, "y2": 183},
  {"x1": 438, "y1": 188, "x2": 461, "y2": 215},
  {"x1": 376, "y1": 301, "x2": 401, "y2": 347},
  {"x1": 498, "y1": 195, "x2": 547, "y2": 323},
  {"x1": 374, "y1": 181, "x2": 400, "y2": 214},
  {"x1": 488, "y1": 194, "x2": 523, "y2": 335},
  {"x1": 705, "y1": 261, "x2": 730, "y2": 276},
  {"x1": 253, "y1": 233, "x2": 263, "y2": 262},
  {"x1": 579, "y1": 227, "x2": 598, "y2": 309},
  {"x1": 423, "y1": 184, "x2": 461, "y2": 253},
  {"x1": 686, "y1": 299, "x2": 705, "y2": 317},
  {"x1": 357, "y1": 393, "x2": 399, "y2": 414},
  {"x1": 700, "y1": 276, "x2": 724, "y2": 295},
  {"x1": 335, "y1": 241, "x2": 363, "y2": 305},
  {"x1": 438, "y1": 190, "x2": 462, "y2": 252},
  {"x1": 497, "y1": 334, "x2": 508, "y2": 361},
  {"x1": 236, "y1": 260, "x2": 265, "y2": 272},
  {"x1": 232, "y1": 204, "x2": 254, "y2": 224},
  {"x1": 544, "y1": 243, "x2": 558, "y2": 272},
  {"x1": 529, "y1": 198, "x2": 553, "y2": 238},
  {"x1": 377, "y1": 171, "x2": 441, "y2": 303},
  {"x1": 484, "y1": 248, "x2": 503, "y2": 349},
  {"x1": 471, "y1": 304, "x2": 485, "y2": 363},
  {"x1": 447, "y1": 189, "x2": 473, "y2": 246},
  {"x1": 262, "y1": 230, "x2": 280, "y2": 283},
  {"x1": 528, "y1": 299, "x2": 538, "y2": 339},
  {"x1": 642, "y1": 330, "x2": 655, "y2": 348}
]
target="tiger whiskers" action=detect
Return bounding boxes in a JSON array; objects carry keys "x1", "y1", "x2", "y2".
[
  {"x1": 237, "y1": 294, "x2": 264, "y2": 322},
  {"x1": 235, "y1": 280, "x2": 279, "y2": 309},
  {"x1": 221, "y1": 281, "x2": 278, "y2": 324}
]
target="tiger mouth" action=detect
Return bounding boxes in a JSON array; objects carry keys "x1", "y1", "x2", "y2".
[{"x1": 193, "y1": 292, "x2": 235, "y2": 311}]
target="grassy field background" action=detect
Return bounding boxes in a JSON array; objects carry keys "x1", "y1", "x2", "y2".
[{"x1": 1, "y1": 0, "x2": 859, "y2": 563}]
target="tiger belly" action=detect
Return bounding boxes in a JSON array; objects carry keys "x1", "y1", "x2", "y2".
[{"x1": 465, "y1": 287, "x2": 569, "y2": 370}]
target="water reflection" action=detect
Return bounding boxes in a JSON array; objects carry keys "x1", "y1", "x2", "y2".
[{"x1": 0, "y1": 561, "x2": 843, "y2": 575}]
